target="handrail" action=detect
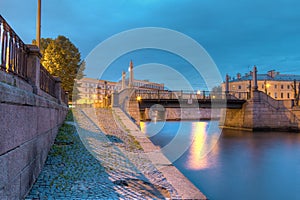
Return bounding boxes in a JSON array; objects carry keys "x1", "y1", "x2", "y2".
[
  {"x1": 0, "y1": 15, "x2": 29, "y2": 80},
  {"x1": 39, "y1": 65, "x2": 56, "y2": 97},
  {"x1": 134, "y1": 89, "x2": 249, "y2": 100},
  {"x1": 0, "y1": 15, "x2": 67, "y2": 103}
]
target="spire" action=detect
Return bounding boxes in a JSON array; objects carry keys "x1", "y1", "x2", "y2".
[{"x1": 128, "y1": 60, "x2": 134, "y2": 88}]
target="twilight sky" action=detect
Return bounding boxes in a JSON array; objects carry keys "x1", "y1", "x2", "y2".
[{"x1": 1, "y1": 0, "x2": 300, "y2": 88}]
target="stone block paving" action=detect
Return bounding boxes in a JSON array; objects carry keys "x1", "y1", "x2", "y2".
[
  {"x1": 74, "y1": 108, "x2": 177, "y2": 199},
  {"x1": 26, "y1": 108, "x2": 176, "y2": 199},
  {"x1": 25, "y1": 122, "x2": 120, "y2": 199}
]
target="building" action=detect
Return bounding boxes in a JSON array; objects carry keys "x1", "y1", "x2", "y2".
[
  {"x1": 224, "y1": 69, "x2": 300, "y2": 100},
  {"x1": 75, "y1": 78, "x2": 120, "y2": 105},
  {"x1": 74, "y1": 61, "x2": 164, "y2": 106}
]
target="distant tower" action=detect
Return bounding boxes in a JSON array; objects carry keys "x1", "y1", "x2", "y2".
[
  {"x1": 128, "y1": 60, "x2": 134, "y2": 88},
  {"x1": 121, "y1": 71, "x2": 126, "y2": 90}
]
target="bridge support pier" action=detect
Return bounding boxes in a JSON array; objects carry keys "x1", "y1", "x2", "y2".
[{"x1": 222, "y1": 91, "x2": 300, "y2": 131}]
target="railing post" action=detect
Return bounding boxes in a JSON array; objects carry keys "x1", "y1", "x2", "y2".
[
  {"x1": 54, "y1": 77, "x2": 62, "y2": 103},
  {"x1": 63, "y1": 91, "x2": 69, "y2": 105},
  {"x1": 26, "y1": 44, "x2": 41, "y2": 94}
]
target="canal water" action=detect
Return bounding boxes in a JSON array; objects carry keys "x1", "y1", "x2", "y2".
[{"x1": 140, "y1": 121, "x2": 300, "y2": 200}]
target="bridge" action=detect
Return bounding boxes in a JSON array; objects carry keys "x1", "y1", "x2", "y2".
[
  {"x1": 134, "y1": 89, "x2": 247, "y2": 109},
  {"x1": 114, "y1": 67, "x2": 300, "y2": 132},
  {"x1": 113, "y1": 88, "x2": 248, "y2": 122}
]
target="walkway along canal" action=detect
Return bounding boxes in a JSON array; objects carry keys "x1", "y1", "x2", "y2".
[{"x1": 26, "y1": 108, "x2": 206, "y2": 199}]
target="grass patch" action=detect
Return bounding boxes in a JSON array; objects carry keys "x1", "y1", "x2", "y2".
[{"x1": 65, "y1": 109, "x2": 74, "y2": 121}]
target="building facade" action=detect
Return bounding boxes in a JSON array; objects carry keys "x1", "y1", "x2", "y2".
[
  {"x1": 224, "y1": 70, "x2": 300, "y2": 100},
  {"x1": 74, "y1": 61, "x2": 164, "y2": 106}
]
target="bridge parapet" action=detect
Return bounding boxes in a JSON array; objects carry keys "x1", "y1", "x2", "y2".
[{"x1": 134, "y1": 89, "x2": 249, "y2": 101}]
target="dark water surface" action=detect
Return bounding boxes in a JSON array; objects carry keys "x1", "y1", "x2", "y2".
[{"x1": 140, "y1": 121, "x2": 300, "y2": 200}]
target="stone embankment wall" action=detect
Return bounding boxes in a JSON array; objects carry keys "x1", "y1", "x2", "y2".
[
  {"x1": 0, "y1": 48, "x2": 68, "y2": 199},
  {"x1": 222, "y1": 91, "x2": 300, "y2": 131},
  {"x1": 142, "y1": 108, "x2": 222, "y2": 121}
]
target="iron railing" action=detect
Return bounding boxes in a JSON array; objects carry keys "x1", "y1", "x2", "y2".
[
  {"x1": 0, "y1": 15, "x2": 68, "y2": 104},
  {"x1": 40, "y1": 65, "x2": 56, "y2": 97},
  {"x1": 0, "y1": 15, "x2": 29, "y2": 80},
  {"x1": 135, "y1": 89, "x2": 251, "y2": 100}
]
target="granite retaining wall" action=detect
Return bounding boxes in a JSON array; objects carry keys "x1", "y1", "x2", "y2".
[
  {"x1": 222, "y1": 91, "x2": 300, "y2": 131},
  {"x1": 0, "y1": 79, "x2": 68, "y2": 199},
  {"x1": 142, "y1": 107, "x2": 222, "y2": 121}
]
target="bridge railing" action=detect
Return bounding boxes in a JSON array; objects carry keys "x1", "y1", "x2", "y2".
[
  {"x1": 0, "y1": 15, "x2": 29, "y2": 80},
  {"x1": 135, "y1": 89, "x2": 230, "y2": 100},
  {"x1": 227, "y1": 91, "x2": 250, "y2": 100},
  {"x1": 135, "y1": 89, "x2": 250, "y2": 101}
]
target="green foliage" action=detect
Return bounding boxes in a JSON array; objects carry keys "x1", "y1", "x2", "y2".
[
  {"x1": 33, "y1": 36, "x2": 85, "y2": 101},
  {"x1": 65, "y1": 109, "x2": 74, "y2": 121}
]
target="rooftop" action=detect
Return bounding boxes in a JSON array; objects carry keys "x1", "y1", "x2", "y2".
[{"x1": 229, "y1": 70, "x2": 300, "y2": 82}]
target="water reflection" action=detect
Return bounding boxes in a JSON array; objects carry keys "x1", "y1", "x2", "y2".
[
  {"x1": 186, "y1": 121, "x2": 220, "y2": 170},
  {"x1": 143, "y1": 121, "x2": 300, "y2": 200}
]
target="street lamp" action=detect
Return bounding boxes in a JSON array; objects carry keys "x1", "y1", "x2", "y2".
[
  {"x1": 36, "y1": 0, "x2": 41, "y2": 48},
  {"x1": 264, "y1": 80, "x2": 271, "y2": 94}
]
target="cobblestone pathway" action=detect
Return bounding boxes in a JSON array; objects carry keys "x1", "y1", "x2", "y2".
[
  {"x1": 25, "y1": 121, "x2": 120, "y2": 199},
  {"x1": 74, "y1": 108, "x2": 177, "y2": 199},
  {"x1": 26, "y1": 108, "x2": 177, "y2": 199}
]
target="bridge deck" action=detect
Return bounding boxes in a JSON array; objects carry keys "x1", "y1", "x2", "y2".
[{"x1": 138, "y1": 98, "x2": 246, "y2": 109}]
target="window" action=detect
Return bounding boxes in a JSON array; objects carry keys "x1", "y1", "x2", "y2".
[
  {"x1": 287, "y1": 93, "x2": 290, "y2": 99},
  {"x1": 262, "y1": 84, "x2": 264, "y2": 89},
  {"x1": 238, "y1": 85, "x2": 242, "y2": 89},
  {"x1": 275, "y1": 92, "x2": 277, "y2": 98},
  {"x1": 281, "y1": 85, "x2": 284, "y2": 89},
  {"x1": 275, "y1": 85, "x2": 277, "y2": 89},
  {"x1": 281, "y1": 93, "x2": 284, "y2": 98},
  {"x1": 287, "y1": 85, "x2": 290, "y2": 89}
]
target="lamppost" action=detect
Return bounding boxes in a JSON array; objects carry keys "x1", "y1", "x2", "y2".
[
  {"x1": 104, "y1": 81, "x2": 107, "y2": 107},
  {"x1": 264, "y1": 80, "x2": 271, "y2": 95},
  {"x1": 36, "y1": 0, "x2": 41, "y2": 48}
]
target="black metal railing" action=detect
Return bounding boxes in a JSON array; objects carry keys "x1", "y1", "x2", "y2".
[
  {"x1": 0, "y1": 15, "x2": 28, "y2": 80},
  {"x1": 135, "y1": 89, "x2": 250, "y2": 100},
  {"x1": 135, "y1": 89, "x2": 214, "y2": 100},
  {"x1": 40, "y1": 65, "x2": 56, "y2": 97}
]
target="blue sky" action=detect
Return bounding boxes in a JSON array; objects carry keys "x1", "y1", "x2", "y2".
[{"x1": 1, "y1": 0, "x2": 300, "y2": 88}]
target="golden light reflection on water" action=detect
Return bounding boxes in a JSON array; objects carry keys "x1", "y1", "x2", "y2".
[{"x1": 186, "y1": 122, "x2": 219, "y2": 170}]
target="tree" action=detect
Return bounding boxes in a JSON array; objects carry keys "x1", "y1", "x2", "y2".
[{"x1": 33, "y1": 36, "x2": 84, "y2": 101}]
